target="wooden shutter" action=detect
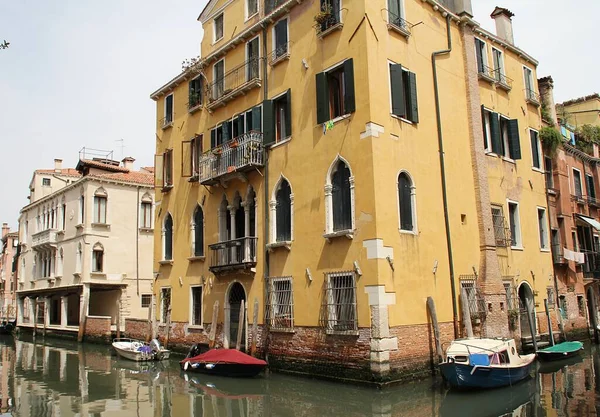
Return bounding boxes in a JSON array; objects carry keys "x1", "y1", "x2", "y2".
[
  {"x1": 390, "y1": 64, "x2": 406, "y2": 117},
  {"x1": 263, "y1": 100, "x2": 275, "y2": 146},
  {"x1": 232, "y1": 116, "x2": 240, "y2": 138},
  {"x1": 530, "y1": 130, "x2": 539, "y2": 169},
  {"x1": 490, "y1": 112, "x2": 502, "y2": 155},
  {"x1": 154, "y1": 154, "x2": 164, "y2": 188},
  {"x1": 475, "y1": 39, "x2": 484, "y2": 73},
  {"x1": 316, "y1": 71, "x2": 329, "y2": 124},
  {"x1": 210, "y1": 129, "x2": 217, "y2": 149},
  {"x1": 481, "y1": 106, "x2": 488, "y2": 149},
  {"x1": 252, "y1": 106, "x2": 262, "y2": 131},
  {"x1": 343, "y1": 59, "x2": 356, "y2": 114},
  {"x1": 406, "y1": 71, "x2": 419, "y2": 123},
  {"x1": 285, "y1": 89, "x2": 292, "y2": 137},
  {"x1": 181, "y1": 140, "x2": 192, "y2": 178},
  {"x1": 507, "y1": 119, "x2": 521, "y2": 160}
]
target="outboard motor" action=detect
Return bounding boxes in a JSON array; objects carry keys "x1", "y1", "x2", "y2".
[
  {"x1": 186, "y1": 343, "x2": 203, "y2": 359},
  {"x1": 149, "y1": 338, "x2": 161, "y2": 353}
]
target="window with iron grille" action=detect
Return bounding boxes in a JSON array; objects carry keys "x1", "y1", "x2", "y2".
[
  {"x1": 491, "y1": 205, "x2": 509, "y2": 247},
  {"x1": 141, "y1": 294, "x2": 152, "y2": 308},
  {"x1": 459, "y1": 277, "x2": 484, "y2": 315},
  {"x1": 266, "y1": 277, "x2": 294, "y2": 330},
  {"x1": 321, "y1": 271, "x2": 357, "y2": 333},
  {"x1": 503, "y1": 280, "x2": 516, "y2": 310},
  {"x1": 191, "y1": 286, "x2": 203, "y2": 326}
]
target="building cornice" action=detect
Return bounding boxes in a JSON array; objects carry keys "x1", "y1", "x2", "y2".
[
  {"x1": 563, "y1": 142, "x2": 600, "y2": 164},
  {"x1": 471, "y1": 26, "x2": 538, "y2": 67}
]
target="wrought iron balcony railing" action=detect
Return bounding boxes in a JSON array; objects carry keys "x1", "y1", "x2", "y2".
[
  {"x1": 583, "y1": 252, "x2": 600, "y2": 279},
  {"x1": 206, "y1": 58, "x2": 261, "y2": 110},
  {"x1": 270, "y1": 42, "x2": 290, "y2": 65},
  {"x1": 198, "y1": 131, "x2": 264, "y2": 185},
  {"x1": 387, "y1": 10, "x2": 411, "y2": 36},
  {"x1": 493, "y1": 70, "x2": 513, "y2": 90},
  {"x1": 160, "y1": 116, "x2": 173, "y2": 129},
  {"x1": 588, "y1": 196, "x2": 600, "y2": 207},
  {"x1": 315, "y1": 7, "x2": 342, "y2": 37},
  {"x1": 525, "y1": 89, "x2": 541, "y2": 106},
  {"x1": 31, "y1": 229, "x2": 58, "y2": 250},
  {"x1": 477, "y1": 64, "x2": 496, "y2": 83},
  {"x1": 209, "y1": 237, "x2": 258, "y2": 273}
]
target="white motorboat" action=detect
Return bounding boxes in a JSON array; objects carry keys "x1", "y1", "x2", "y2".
[{"x1": 112, "y1": 338, "x2": 170, "y2": 362}]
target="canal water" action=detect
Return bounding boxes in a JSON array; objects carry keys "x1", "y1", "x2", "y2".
[{"x1": 0, "y1": 335, "x2": 597, "y2": 416}]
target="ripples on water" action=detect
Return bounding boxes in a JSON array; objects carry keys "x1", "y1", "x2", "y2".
[{"x1": 0, "y1": 334, "x2": 597, "y2": 416}]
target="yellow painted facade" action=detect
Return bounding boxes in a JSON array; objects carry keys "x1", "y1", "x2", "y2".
[
  {"x1": 559, "y1": 95, "x2": 600, "y2": 128},
  {"x1": 150, "y1": 0, "x2": 554, "y2": 381}
]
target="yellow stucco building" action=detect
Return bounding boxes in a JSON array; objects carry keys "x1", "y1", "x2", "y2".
[{"x1": 147, "y1": 0, "x2": 553, "y2": 383}]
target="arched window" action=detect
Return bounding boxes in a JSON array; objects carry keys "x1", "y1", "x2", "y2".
[
  {"x1": 140, "y1": 193, "x2": 153, "y2": 229},
  {"x1": 398, "y1": 172, "x2": 416, "y2": 232},
  {"x1": 93, "y1": 188, "x2": 107, "y2": 224},
  {"x1": 192, "y1": 206, "x2": 204, "y2": 257},
  {"x1": 275, "y1": 179, "x2": 292, "y2": 242},
  {"x1": 92, "y1": 243, "x2": 104, "y2": 272},
  {"x1": 163, "y1": 214, "x2": 173, "y2": 261},
  {"x1": 75, "y1": 243, "x2": 82, "y2": 274},
  {"x1": 331, "y1": 161, "x2": 352, "y2": 232}
]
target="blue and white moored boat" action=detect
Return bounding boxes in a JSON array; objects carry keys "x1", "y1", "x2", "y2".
[{"x1": 439, "y1": 338, "x2": 536, "y2": 389}]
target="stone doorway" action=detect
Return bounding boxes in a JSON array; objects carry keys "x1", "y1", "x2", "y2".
[{"x1": 518, "y1": 282, "x2": 535, "y2": 339}]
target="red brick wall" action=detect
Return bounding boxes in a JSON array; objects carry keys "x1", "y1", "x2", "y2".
[
  {"x1": 85, "y1": 316, "x2": 111, "y2": 339},
  {"x1": 125, "y1": 318, "x2": 150, "y2": 340}
]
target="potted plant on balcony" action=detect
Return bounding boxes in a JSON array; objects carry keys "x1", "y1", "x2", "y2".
[
  {"x1": 212, "y1": 146, "x2": 222, "y2": 155},
  {"x1": 229, "y1": 138, "x2": 239, "y2": 148},
  {"x1": 314, "y1": 3, "x2": 332, "y2": 25}
]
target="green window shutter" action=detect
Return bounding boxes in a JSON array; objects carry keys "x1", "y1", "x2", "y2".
[
  {"x1": 343, "y1": 59, "x2": 356, "y2": 114},
  {"x1": 263, "y1": 100, "x2": 275, "y2": 146},
  {"x1": 481, "y1": 105, "x2": 488, "y2": 149},
  {"x1": 490, "y1": 112, "x2": 502, "y2": 155},
  {"x1": 252, "y1": 106, "x2": 262, "y2": 131},
  {"x1": 406, "y1": 71, "x2": 419, "y2": 123},
  {"x1": 210, "y1": 129, "x2": 216, "y2": 149},
  {"x1": 390, "y1": 64, "x2": 406, "y2": 117},
  {"x1": 530, "y1": 130, "x2": 539, "y2": 168},
  {"x1": 285, "y1": 89, "x2": 292, "y2": 137},
  {"x1": 507, "y1": 119, "x2": 521, "y2": 160},
  {"x1": 316, "y1": 71, "x2": 329, "y2": 124}
]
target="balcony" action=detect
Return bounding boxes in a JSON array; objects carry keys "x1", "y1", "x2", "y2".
[
  {"x1": 315, "y1": 7, "x2": 343, "y2": 38},
  {"x1": 588, "y1": 196, "x2": 600, "y2": 208},
  {"x1": 478, "y1": 65, "x2": 496, "y2": 84},
  {"x1": 583, "y1": 252, "x2": 600, "y2": 279},
  {"x1": 206, "y1": 58, "x2": 261, "y2": 111},
  {"x1": 31, "y1": 229, "x2": 58, "y2": 250},
  {"x1": 387, "y1": 10, "x2": 411, "y2": 38},
  {"x1": 572, "y1": 194, "x2": 586, "y2": 205},
  {"x1": 493, "y1": 70, "x2": 513, "y2": 91},
  {"x1": 198, "y1": 132, "x2": 264, "y2": 186},
  {"x1": 525, "y1": 89, "x2": 541, "y2": 107},
  {"x1": 209, "y1": 237, "x2": 258, "y2": 274}
]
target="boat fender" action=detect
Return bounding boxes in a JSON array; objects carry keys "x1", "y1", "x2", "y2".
[
  {"x1": 184, "y1": 362, "x2": 189, "y2": 371},
  {"x1": 205, "y1": 363, "x2": 216, "y2": 370}
]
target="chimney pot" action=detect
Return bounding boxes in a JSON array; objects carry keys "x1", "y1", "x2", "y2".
[
  {"x1": 54, "y1": 158, "x2": 63, "y2": 173},
  {"x1": 121, "y1": 157, "x2": 135, "y2": 171},
  {"x1": 2, "y1": 223, "x2": 9, "y2": 239},
  {"x1": 491, "y1": 7, "x2": 515, "y2": 44}
]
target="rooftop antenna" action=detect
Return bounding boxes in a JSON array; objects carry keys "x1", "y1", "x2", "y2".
[{"x1": 115, "y1": 139, "x2": 125, "y2": 160}]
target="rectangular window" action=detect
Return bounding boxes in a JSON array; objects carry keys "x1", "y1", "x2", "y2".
[
  {"x1": 474, "y1": 38, "x2": 488, "y2": 75},
  {"x1": 572, "y1": 230, "x2": 579, "y2": 252},
  {"x1": 586, "y1": 174, "x2": 596, "y2": 200},
  {"x1": 316, "y1": 59, "x2": 355, "y2": 124},
  {"x1": 387, "y1": 0, "x2": 405, "y2": 28},
  {"x1": 322, "y1": 272, "x2": 357, "y2": 333},
  {"x1": 492, "y1": 48, "x2": 505, "y2": 83},
  {"x1": 460, "y1": 279, "x2": 482, "y2": 314},
  {"x1": 274, "y1": 90, "x2": 291, "y2": 143},
  {"x1": 481, "y1": 107, "x2": 492, "y2": 152},
  {"x1": 573, "y1": 168, "x2": 583, "y2": 198},
  {"x1": 164, "y1": 94, "x2": 173, "y2": 125},
  {"x1": 318, "y1": 0, "x2": 341, "y2": 32},
  {"x1": 190, "y1": 286, "x2": 203, "y2": 326},
  {"x1": 246, "y1": 37, "x2": 259, "y2": 81},
  {"x1": 92, "y1": 249, "x2": 103, "y2": 273},
  {"x1": 545, "y1": 157, "x2": 553, "y2": 189},
  {"x1": 389, "y1": 63, "x2": 419, "y2": 123},
  {"x1": 93, "y1": 196, "x2": 107, "y2": 224},
  {"x1": 42, "y1": 178, "x2": 51, "y2": 186},
  {"x1": 547, "y1": 287, "x2": 555, "y2": 308},
  {"x1": 523, "y1": 66, "x2": 536, "y2": 100},
  {"x1": 530, "y1": 129, "x2": 541, "y2": 169},
  {"x1": 163, "y1": 149, "x2": 173, "y2": 188},
  {"x1": 140, "y1": 202, "x2": 152, "y2": 228},
  {"x1": 141, "y1": 294, "x2": 152, "y2": 308},
  {"x1": 213, "y1": 59, "x2": 225, "y2": 99},
  {"x1": 214, "y1": 13, "x2": 224, "y2": 42},
  {"x1": 161, "y1": 288, "x2": 171, "y2": 323},
  {"x1": 273, "y1": 18, "x2": 288, "y2": 59},
  {"x1": 191, "y1": 134, "x2": 202, "y2": 176},
  {"x1": 247, "y1": 0, "x2": 258, "y2": 18},
  {"x1": 538, "y1": 207, "x2": 549, "y2": 250},
  {"x1": 491, "y1": 205, "x2": 508, "y2": 247},
  {"x1": 188, "y1": 77, "x2": 203, "y2": 109},
  {"x1": 267, "y1": 277, "x2": 294, "y2": 330},
  {"x1": 508, "y1": 201, "x2": 521, "y2": 248}
]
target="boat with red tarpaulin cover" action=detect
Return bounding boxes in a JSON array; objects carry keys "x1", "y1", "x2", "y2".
[{"x1": 181, "y1": 346, "x2": 267, "y2": 378}]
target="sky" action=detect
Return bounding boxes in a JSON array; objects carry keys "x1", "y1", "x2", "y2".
[{"x1": 0, "y1": 0, "x2": 597, "y2": 230}]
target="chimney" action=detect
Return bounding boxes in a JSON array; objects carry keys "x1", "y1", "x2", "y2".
[
  {"x1": 54, "y1": 158, "x2": 63, "y2": 173},
  {"x1": 491, "y1": 7, "x2": 515, "y2": 44},
  {"x1": 122, "y1": 157, "x2": 135, "y2": 171},
  {"x1": 453, "y1": 0, "x2": 473, "y2": 17},
  {"x1": 538, "y1": 76, "x2": 558, "y2": 125},
  {"x1": 2, "y1": 223, "x2": 8, "y2": 239}
]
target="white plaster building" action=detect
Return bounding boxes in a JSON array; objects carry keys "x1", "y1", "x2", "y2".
[{"x1": 16, "y1": 152, "x2": 155, "y2": 338}]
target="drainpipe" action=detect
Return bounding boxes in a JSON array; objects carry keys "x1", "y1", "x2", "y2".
[
  {"x1": 262, "y1": 25, "x2": 271, "y2": 358},
  {"x1": 136, "y1": 186, "x2": 140, "y2": 296},
  {"x1": 432, "y1": 15, "x2": 459, "y2": 338}
]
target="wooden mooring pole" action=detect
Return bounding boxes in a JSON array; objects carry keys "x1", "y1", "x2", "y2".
[
  {"x1": 426, "y1": 297, "x2": 443, "y2": 363},
  {"x1": 460, "y1": 288, "x2": 474, "y2": 338},
  {"x1": 164, "y1": 305, "x2": 172, "y2": 349},
  {"x1": 544, "y1": 299, "x2": 555, "y2": 347},
  {"x1": 209, "y1": 301, "x2": 219, "y2": 349},
  {"x1": 236, "y1": 300, "x2": 245, "y2": 351},
  {"x1": 251, "y1": 298, "x2": 258, "y2": 356},
  {"x1": 116, "y1": 298, "x2": 121, "y2": 339}
]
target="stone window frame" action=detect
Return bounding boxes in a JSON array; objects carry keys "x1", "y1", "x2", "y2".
[
  {"x1": 396, "y1": 170, "x2": 417, "y2": 235},
  {"x1": 324, "y1": 155, "x2": 355, "y2": 240},
  {"x1": 268, "y1": 175, "x2": 294, "y2": 248},
  {"x1": 189, "y1": 285, "x2": 204, "y2": 328}
]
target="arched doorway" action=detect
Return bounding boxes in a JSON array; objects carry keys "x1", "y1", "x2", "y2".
[
  {"x1": 227, "y1": 282, "x2": 246, "y2": 350},
  {"x1": 518, "y1": 282, "x2": 536, "y2": 339}
]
